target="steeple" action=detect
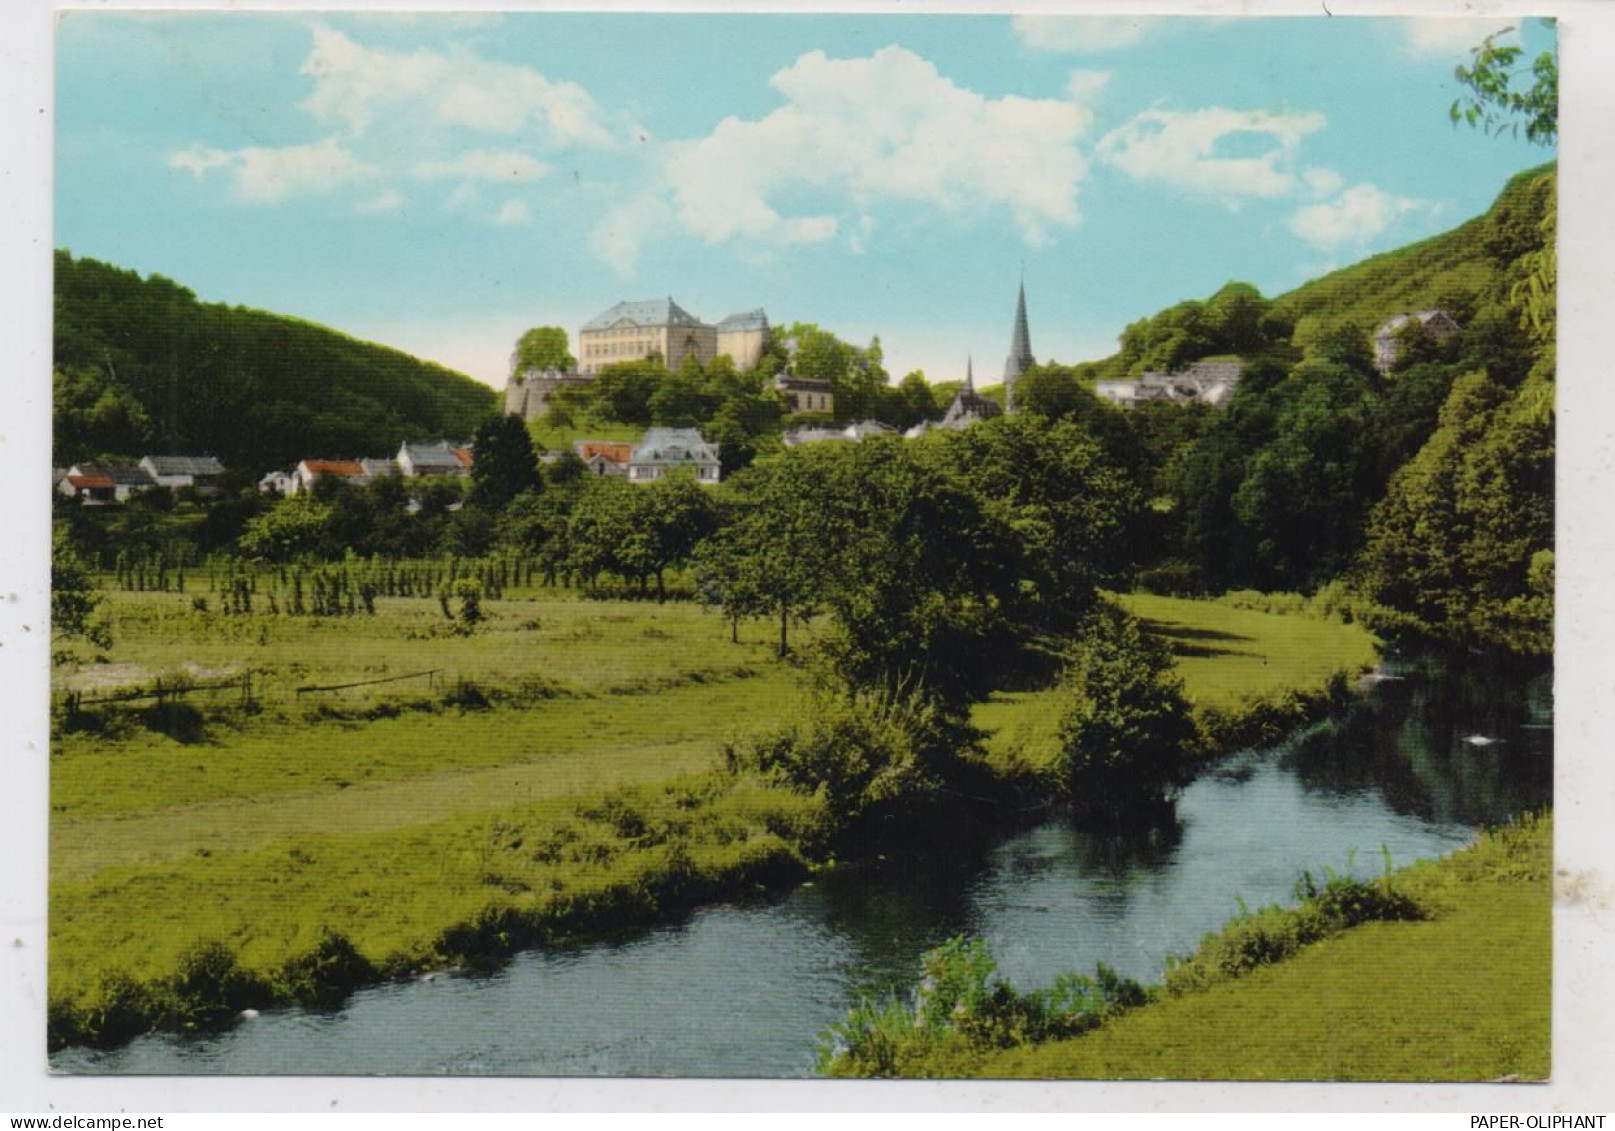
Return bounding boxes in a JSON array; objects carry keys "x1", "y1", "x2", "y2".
[
  {"x1": 1003, "y1": 277, "x2": 1036, "y2": 414},
  {"x1": 964, "y1": 355, "x2": 975, "y2": 392}
]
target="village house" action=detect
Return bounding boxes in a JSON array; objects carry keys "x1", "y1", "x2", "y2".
[
  {"x1": 292, "y1": 459, "x2": 368, "y2": 494},
  {"x1": 138, "y1": 455, "x2": 227, "y2": 495},
  {"x1": 572, "y1": 439, "x2": 634, "y2": 478},
  {"x1": 57, "y1": 464, "x2": 156, "y2": 505},
  {"x1": 397, "y1": 441, "x2": 472, "y2": 478},
  {"x1": 1374, "y1": 310, "x2": 1462, "y2": 375},
  {"x1": 1095, "y1": 359, "x2": 1245, "y2": 410},
  {"x1": 783, "y1": 419, "x2": 897, "y2": 447},
  {"x1": 627, "y1": 427, "x2": 722, "y2": 485},
  {"x1": 774, "y1": 373, "x2": 834, "y2": 417},
  {"x1": 258, "y1": 469, "x2": 296, "y2": 496}
]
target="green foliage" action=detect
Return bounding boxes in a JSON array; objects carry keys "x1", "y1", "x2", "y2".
[
  {"x1": 53, "y1": 252, "x2": 497, "y2": 472},
  {"x1": 468, "y1": 413, "x2": 540, "y2": 510},
  {"x1": 51, "y1": 525, "x2": 113, "y2": 650},
  {"x1": 1055, "y1": 602, "x2": 1198, "y2": 809},
  {"x1": 724, "y1": 687, "x2": 968, "y2": 835},
  {"x1": 1452, "y1": 25, "x2": 1557, "y2": 146},
  {"x1": 513, "y1": 326, "x2": 576, "y2": 374},
  {"x1": 819, "y1": 935, "x2": 1146, "y2": 1078}
]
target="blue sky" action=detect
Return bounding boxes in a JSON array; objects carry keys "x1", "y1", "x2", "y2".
[{"x1": 55, "y1": 11, "x2": 1556, "y2": 390}]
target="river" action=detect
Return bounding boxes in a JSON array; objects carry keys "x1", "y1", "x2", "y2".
[{"x1": 53, "y1": 653, "x2": 1551, "y2": 1076}]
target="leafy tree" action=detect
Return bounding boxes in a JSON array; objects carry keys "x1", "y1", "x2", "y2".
[
  {"x1": 1055, "y1": 602, "x2": 1198, "y2": 811},
  {"x1": 1452, "y1": 25, "x2": 1557, "y2": 146},
  {"x1": 237, "y1": 494, "x2": 336, "y2": 562},
  {"x1": 468, "y1": 414, "x2": 540, "y2": 510},
  {"x1": 51, "y1": 526, "x2": 112, "y2": 650},
  {"x1": 513, "y1": 326, "x2": 576, "y2": 373}
]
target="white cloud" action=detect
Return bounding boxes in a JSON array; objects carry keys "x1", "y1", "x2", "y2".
[
  {"x1": 446, "y1": 182, "x2": 481, "y2": 210},
  {"x1": 1096, "y1": 107, "x2": 1325, "y2": 204},
  {"x1": 1289, "y1": 182, "x2": 1425, "y2": 250},
  {"x1": 1400, "y1": 18, "x2": 1518, "y2": 56},
  {"x1": 355, "y1": 188, "x2": 405, "y2": 214},
  {"x1": 412, "y1": 149, "x2": 551, "y2": 182},
  {"x1": 1065, "y1": 69, "x2": 1112, "y2": 104},
  {"x1": 169, "y1": 137, "x2": 378, "y2": 204},
  {"x1": 660, "y1": 46, "x2": 1090, "y2": 253},
  {"x1": 849, "y1": 214, "x2": 877, "y2": 255},
  {"x1": 299, "y1": 22, "x2": 614, "y2": 147},
  {"x1": 1302, "y1": 166, "x2": 1344, "y2": 198},
  {"x1": 491, "y1": 199, "x2": 532, "y2": 227},
  {"x1": 1013, "y1": 15, "x2": 1159, "y2": 54}
]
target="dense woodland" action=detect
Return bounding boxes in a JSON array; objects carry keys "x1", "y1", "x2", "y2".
[{"x1": 53, "y1": 251, "x2": 498, "y2": 474}]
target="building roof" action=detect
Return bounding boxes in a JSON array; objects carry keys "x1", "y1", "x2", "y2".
[
  {"x1": 72, "y1": 464, "x2": 156, "y2": 487},
  {"x1": 358, "y1": 458, "x2": 397, "y2": 477},
  {"x1": 842, "y1": 420, "x2": 897, "y2": 440},
  {"x1": 775, "y1": 373, "x2": 832, "y2": 390},
  {"x1": 1375, "y1": 309, "x2": 1460, "y2": 339},
  {"x1": 67, "y1": 474, "x2": 115, "y2": 491},
  {"x1": 1180, "y1": 359, "x2": 1245, "y2": 384},
  {"x1": 583, "y1": 298, "x2": 705, "y2": 332},
  {"x1": 716, "y1": 309, "x2": 769, "y2": 333},
  {"x1": 399, "y1": 441, "x2": 469, "y2": 470},
  {"x1": 142, "y1": 455, "x2": 226, "y2": 477},
  {"x1": 573, "y1": 440, "x2": 634, "y2": 465},
  {"x1": 299, "y1": 459, "x2": 366, "y2": 477},
  {"x1": 631, "y1": 427, "x2": 720, "y2": 466}
]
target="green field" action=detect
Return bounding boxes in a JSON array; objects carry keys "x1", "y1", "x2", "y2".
[
  {"x1": 48, "y1": 586, "x2": 1380, "y2": 1048},
  {"x1": 965, "y1": 813, "x2": 1551, "y2": 1081}
]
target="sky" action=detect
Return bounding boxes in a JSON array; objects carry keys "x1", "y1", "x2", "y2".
[{"x1": 54, "y1": 11, "x2": 1557, "y2": 391}]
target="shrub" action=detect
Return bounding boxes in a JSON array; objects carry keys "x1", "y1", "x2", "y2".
[{"x1": 1055, "y1": 602, "x2": 1199, "y2": 811}]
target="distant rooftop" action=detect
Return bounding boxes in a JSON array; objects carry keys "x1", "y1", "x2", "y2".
[
  {"x1": 583, "y1": 298, "x2": 705, "y2": 331},
  {"x1": 716, "y1": 309, "x2": 769, "y2": 333}
]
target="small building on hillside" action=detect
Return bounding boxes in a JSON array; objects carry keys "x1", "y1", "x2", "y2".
[
  {"x1": 139, "y1": 455, "x2": 227, "y2": 495},
  {"x1": 397, "y1": 441, "x2": 472, "y2": 478},
  {"x1": 258, "y1": 469, "x2": 296, "y2": 496},
  {"x1": 572, "y1": 439, "x2": 634, "y2": 478},
  {"x1": 627, "y1": 427, "x2": 721, "y2": 485},
  {"x1": 783, "y1": 419, "x2": 897, "y2": 447},
  {"x1": 1374, "y1": 310, "x2": 1462, "y2": 375},
  {"x1": 58, "y1": 464, "x2": 156, "y2": 505},
  {"x1": 1096, "y1": 359, "x2": 1245, "y2": 410},
  {"x1": 359, "y1": 457, "x2": 398, "y2": 481},
  {"x1": 775, "y1": 373, "x2": 834, "y2": 417},
  {"x1": 505, "y1": 365, "x2": 594, "y2": 424},
  {"x1": 293, "y1": 459, "x2": 368, "y2": 494}
]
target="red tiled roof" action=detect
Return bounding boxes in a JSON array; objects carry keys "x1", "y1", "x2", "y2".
[
  {"x1": 577, "y1": 442, "x2": 633, "y2": 464},
  {"x1": 301, "y1": 460, "x2": 366, "y2": 476},
  {"x1": 68, "y1": 474, "x2": 114, "y2": 490},
  {"x1": 452, "y1": 447, "x2": 473, "y2": 468}
]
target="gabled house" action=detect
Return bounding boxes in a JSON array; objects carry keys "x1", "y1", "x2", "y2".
[
  {"x1": 139, "y1": 455, "x2": 226, "y2": 494},
  {"x1": 627, "y1": 427, "x2": 721, "y2": 484},
  {"x1": 775, "y1": 373, "x2": 834, "y2": 416},
  {"x1": 58, "y1": 464, "x2": 156, "y2": 504},
  {"x1": 572, "y1": 439, "x2": 634, "y2": 478},
  {"x1": 397, "y1": 441, "x2": 472, "y2": 478},
  {"x1": 258, "y1": 469, "x2": 296, "y2": 496},
  {"x1": 1374, "y1": 310, "x2": 1462, "y2": 374},
  {"x1": 293, "y1": 459, "x2": 367, "y2": 494},
  {"x1": 938, "y1": 357, "x2": 1003, "y2": 430}
]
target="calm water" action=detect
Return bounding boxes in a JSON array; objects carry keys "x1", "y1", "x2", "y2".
[{"x1": 55, "y1": 655, "x2": 1551, "y2": 1076}]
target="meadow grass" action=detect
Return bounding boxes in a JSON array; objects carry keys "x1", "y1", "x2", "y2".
[
  {"x1": 48, "y1": 584, "x2": 1380, "y2": 1050},
  {"x1": 965, "y1": 813, "x2": 1551, "y2": 1081},
  {"x1": 971, "y1": 592, "x2": 1379, "y2": 772}
]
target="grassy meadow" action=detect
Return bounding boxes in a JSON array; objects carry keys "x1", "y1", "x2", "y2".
[{"x1": 48, "y1": 583, "x2": 1379, "y2": 1049}]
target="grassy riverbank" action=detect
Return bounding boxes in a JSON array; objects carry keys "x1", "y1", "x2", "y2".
[
  {"x1": 48, "y1": 588, "x2": 1379, "y2": 1051},
  {"x1": 834, "y1": 812, "x2": 1551, "y2": 1081}
]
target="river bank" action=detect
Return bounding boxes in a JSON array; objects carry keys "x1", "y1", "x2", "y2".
[
  {"x1": 49, "y1": 591, "x2": 1379, "y2": 1054},
  {"x1": 852, "y1": 810, "x2": 1551, "y2": 1081}
]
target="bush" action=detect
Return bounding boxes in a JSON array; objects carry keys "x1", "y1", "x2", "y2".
[
  {"x1": 1055, "y1": 602, "x2": 1199, "y2": 811},
  {"x1": 819, "y1": 935, "x2": 1147, "y2": 1077},
  {"x1": 724, "y1": 688, "x2": 970, "y2": 837}
]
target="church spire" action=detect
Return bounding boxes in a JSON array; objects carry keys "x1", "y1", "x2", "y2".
[
  {"x1": 1003, "y1": 278, "x2": 1036, "y2": 414},
  {"x1": 965, "y1": 355, "x2": 975, "y2": 392}
]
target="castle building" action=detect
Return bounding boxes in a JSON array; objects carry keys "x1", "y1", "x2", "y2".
[
  {"x1": 1373, "y1": 310, "x2": 1461, "y2": 375},
  {"x1": 1003, "y1": 280, "x2": 1036, "y2": 414},
  {"x1": 577, "y1": 299, "x2": 769, "y2": 376}
]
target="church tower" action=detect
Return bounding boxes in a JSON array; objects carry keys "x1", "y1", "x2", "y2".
[{"x1": 1003, "y1": 279, "x2": 1036, "y2": 414}]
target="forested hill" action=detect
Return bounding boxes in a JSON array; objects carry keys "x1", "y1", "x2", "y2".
[
  {"x1": 1268, "y1": 162, "x2": 1556, "y2": 334},
  {"x1": 53, "y1": 251, "x2": 499, "y2": 475},
  {"x1": 1073, "y1": 162, "x2": 1555, "y2": 382}
]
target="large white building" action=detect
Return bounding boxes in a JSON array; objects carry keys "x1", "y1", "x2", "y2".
[{"x1": 577, "y1": 299, "x2": 769, "y2": 376}]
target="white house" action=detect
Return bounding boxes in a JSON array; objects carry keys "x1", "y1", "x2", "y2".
[
  {"x1": 627, "y1": 427, "x2": 721, "y2": 484},
  {"x1": 1374, "y1": 310, "x2": 1462, "y2": 374},
  {"x1": 58, "y1": 464, "x2": 156, "y2": 504},
  {"x1": 139, "y1": 455, "x2": 227, "y2": 494},
  {"x1": 397, "y1": 441, "x2": 472, "y2": 478}
]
